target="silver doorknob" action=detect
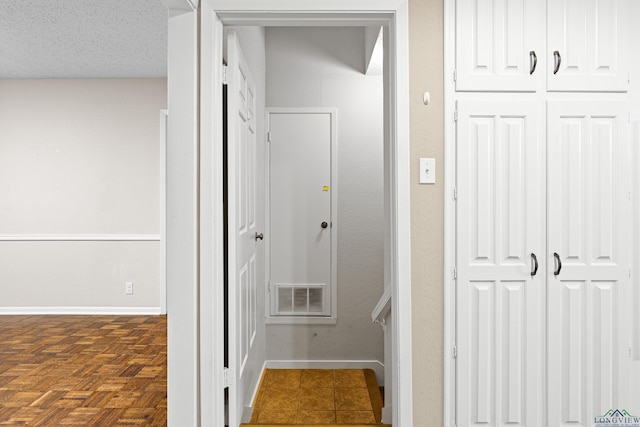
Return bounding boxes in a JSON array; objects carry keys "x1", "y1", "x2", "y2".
[
  {"x1": 255, "y1": 232, "x2": 264, "y2": 241},
  {"x1": 321, "y1": 222, "x2": 328, "y2": 229}
]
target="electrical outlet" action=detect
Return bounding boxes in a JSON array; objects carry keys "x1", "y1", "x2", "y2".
[{"x1": 125, "y1": 281, "x2": 134, "y2": 295}]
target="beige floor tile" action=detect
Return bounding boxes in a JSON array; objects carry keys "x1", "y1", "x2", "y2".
[
  {"x1": 336, "y1": 410, "x2": 376, "y2": 424},
  {"x1": 265, "y1": 369, "x2": 302, "y2": 388},
  {"x1": 255, "y1": 387, "x2": 299, "y2": 410},
  {"x1": 298, "y1": 387, "x2": 334, "y2": 410},
  {"x1": 300, "y1": 369, "x2": 334, "y2": 388},
  {"x1": 334, "y1": 388, "x2": 373, "y2": 411},
  {"x1": 296, "y1": 410, "x2": 336, "y2": 424},
  {"x1": 255, "y1": 409, "x2": 297, "y2": 424},
  {"x1": 333, "y1": 369, "x2": 366, "y2": 388}
]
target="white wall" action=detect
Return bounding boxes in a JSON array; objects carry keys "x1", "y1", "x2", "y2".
[
  {"x1": 0, "y1": 78, "x2": 166, "y2": 312},
  {"x1": 265, "y1": 27, "x2": 384, "y2": 363}
]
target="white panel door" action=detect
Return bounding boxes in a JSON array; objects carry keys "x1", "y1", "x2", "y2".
[
  {"x1": 456, "y1": 100, "x2": 545, "y2": 426},
  {"x1": 226, "y1": 30, "x2": 261, "y2": 427},
  {"x1": 455, "y1": 0, "x2": 543, "y2": 92},
  {"x1": 547, "y1": 101, "x2": 631, "y2": 426},
  {"x1": 547, "y1": 0, "x2": 629, "y2": 92},
  {"x1": 268, "y1": 111, "x2": 334, "y2": 318}
]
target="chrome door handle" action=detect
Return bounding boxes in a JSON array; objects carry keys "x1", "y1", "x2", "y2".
[
  {"x1": 529, "y1": 51, "x2": 537, "y2": 75},
  {"x1": 553, "y1": 252, "x2": 562, "y2": 275},
  {"x1": 553, "y1": 51, "x2": 561, "y2": 74},
  {"x1": 321, "y1": 222, "x2": 328, "y2": 229},
  {"x1": 530, "y1": 253, "x2": 538, "y2": 276},
  {"x1": 255, "y1": 232, "x2": 264, "y2": 241}
]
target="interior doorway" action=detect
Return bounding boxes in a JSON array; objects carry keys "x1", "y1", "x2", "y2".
[
  {"x1": 224, "y1": 26, "x2": 386, "y2": 426},
  {"x1": 163, "y1": 1, "x2": 412, "y2": 425}
]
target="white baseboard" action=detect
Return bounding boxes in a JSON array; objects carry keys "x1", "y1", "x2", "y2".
[
  {"x1": 0, "y1": 307, "x2": 163, "y2": 315},
  {"x1": 246, "y1": 359, "x2": 385, "y2": 409},
  {"x1": 382, "y1": 406, "x2": 393, "y2": 424}
]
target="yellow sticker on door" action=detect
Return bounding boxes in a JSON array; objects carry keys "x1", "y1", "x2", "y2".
[{"x1": 323, "y1": 186, "x2": 329, "y2": 191}]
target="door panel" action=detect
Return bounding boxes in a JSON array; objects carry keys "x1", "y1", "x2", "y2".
[
  {"x1": 546, "y1": 101, "x2": 630, "y2": 425},
  {"x1": 547, "y1": 0, "x2": 629, "y2": 92},
  {"x1": 268, "y1": 111, "x2": 333, "y2": 318},
  {"x1": 456, "y1": 100, "x2": 545, "y2": 426},
  {"x1": 455, "y1": 0, "x2": 543, "y2": 91},
  {"x1": 226, "y1": 30, "x2": 261, "y2": 427}
]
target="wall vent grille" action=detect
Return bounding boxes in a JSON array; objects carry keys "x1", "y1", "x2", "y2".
[{"x1": 273, "y1": 283, "x2": 329, "y2": 316}]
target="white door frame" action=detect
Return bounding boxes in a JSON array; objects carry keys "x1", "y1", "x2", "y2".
[
  {"x1": 159, "y1": 109, "x2": 168, "y2": 315},
  {"x1": 443, "y1": 1, "x2": 456, "y2": 425},
  {"x1": 169, "y1": 0, "x2": 412, "y2": 425}
]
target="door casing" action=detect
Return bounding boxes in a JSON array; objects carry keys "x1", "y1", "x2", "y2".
[{"x1": 198, "y1": 1, "x2": 412, "y2": 426}]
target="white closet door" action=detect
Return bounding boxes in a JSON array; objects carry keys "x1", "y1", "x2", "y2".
[
  {"x1": 455, "y1": 0, "x2": 543, "y2": 92},
  {"x1": 547, "y1": 0, "x2": 629, "y2": 92},
  {"x1": 456, "y1": 100, "x2": 546, "y2": 426},
  {"x1": 547, "y1": 101, "x2": 631, "y2": 426}
]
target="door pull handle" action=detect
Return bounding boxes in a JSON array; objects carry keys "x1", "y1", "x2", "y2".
[
  {"x1": 530, "y1": 253, "x2": 538, "y2": 276},
  {"x1": 553, "y1": 252, "x2": 562, "y2": 275},
  {"x1": 255, "y1": 232, "x2": 264, "y2": 241},
  {"x1": 321, "y1": 222, "x2": 328, "y2": 229},
  {"x1": 529, "y1": 51, "x2": 537, "y2": 75},
  {"x1": 553, "y1": 51, "x2": 561, "y2": 74}
]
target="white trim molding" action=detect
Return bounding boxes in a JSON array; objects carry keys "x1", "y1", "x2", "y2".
[
  {"x1": 443, "y1": 0, "x2": 456, "y2": 426},
  {"x1": 0, "y1": 307, "x2": 163, "y2": 315},
  {"x1": 0, "y1": 234, "x2": 161, "y2": 241}
]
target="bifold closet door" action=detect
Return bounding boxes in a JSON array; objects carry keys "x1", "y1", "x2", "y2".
[
  {"x1": 546, "y1": 101, "x2": 631, "y2": 426},
  {"x1": 456, "y1": 100, "x2": 546, "y2": 426}
]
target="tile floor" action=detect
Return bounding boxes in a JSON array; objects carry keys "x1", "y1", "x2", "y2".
[{"x1": 249, "y1": 369, "x2": 384, "y2": 425}]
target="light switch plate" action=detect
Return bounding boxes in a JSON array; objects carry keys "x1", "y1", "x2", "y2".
[{"x1": 419, "y1": 158, "x2": 436, "y2": 184}]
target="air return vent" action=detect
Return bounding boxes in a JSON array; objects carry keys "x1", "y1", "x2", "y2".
[{"x1": 273, "y1": 283, "x2": 329, "y2": 316}]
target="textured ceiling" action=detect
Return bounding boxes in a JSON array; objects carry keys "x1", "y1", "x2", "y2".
[{"x1": 0, "y1": 0, "x2": 167, "y2": 78}]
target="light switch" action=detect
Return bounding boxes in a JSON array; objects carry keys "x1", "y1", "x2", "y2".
[{"x1": 419, "y1": 158, "x2": 436, "y2": 184}]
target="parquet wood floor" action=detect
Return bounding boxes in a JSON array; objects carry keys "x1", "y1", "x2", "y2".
[{"x1": 0, "y1": 315, "x2": 167, "y2": 426}]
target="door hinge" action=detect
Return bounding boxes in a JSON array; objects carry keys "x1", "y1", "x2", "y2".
[
  {"x1": 223, "y1": 368, "x2": 233, "y2": 387},
  {"x1": 453, "y1": 187, "x2": 457, "y2": 201},
  {"x1": 454, "y1": 109, "x2": 458, "y2": 123},
  {"x1": 629, "y1": 267, "x2": 632, "y2": 279},
  {"x1": 629, "y1": 343, "x2": 633, "y2": 359},
  {"x1": 222, "y1": 65, "x2": 228, "y2": 85},
  {"x1": 267, "y1": 131, "x2": 271, "y2": 142},
  {"x1": 453, "y1": 69, "x2": 457, "y2": 83},
  {"x1": 453, "y1": 266, "x2": 457, "y2": 280},
  {"x1": 452, "y1": 344, "x2": 457, "y2": 359}
]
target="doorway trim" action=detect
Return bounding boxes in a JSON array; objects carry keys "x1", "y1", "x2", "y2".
[
  {"x1": 443, "y1": 1, "x2": 455, "y2": 426},
  {"x1": 198, "y1": 1, "x2": 412, "y2": 426},
  {"x1": 159, "y1": 109, "x2": 168, "y2": 315}
]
